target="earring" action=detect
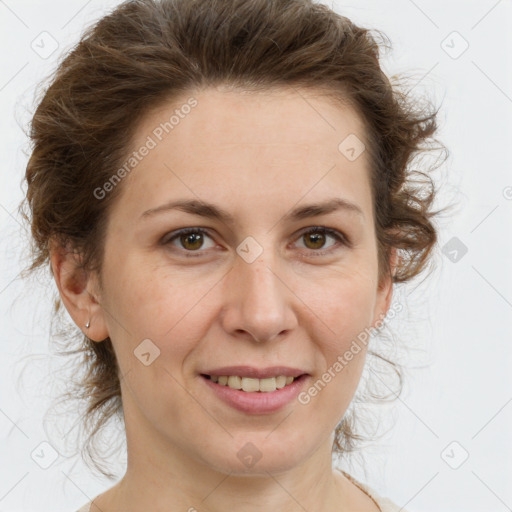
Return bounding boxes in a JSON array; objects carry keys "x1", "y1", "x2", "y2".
[{"x1": 85, "y1": 319, "x2": 91, "y2": 329}]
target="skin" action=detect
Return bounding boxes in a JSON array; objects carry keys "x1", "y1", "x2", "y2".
[{"x1": 51, "y1": 85, "x2": 397, "y2": 512}]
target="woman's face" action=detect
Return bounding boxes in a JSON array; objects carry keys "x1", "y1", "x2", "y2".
[{"x1": 87, "y1": 86, "x2": 393, "y2": 475}]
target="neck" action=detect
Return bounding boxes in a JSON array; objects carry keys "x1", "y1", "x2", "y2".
[{"x1": 101, "y1": 425, "x2": 348, "y2": 512}]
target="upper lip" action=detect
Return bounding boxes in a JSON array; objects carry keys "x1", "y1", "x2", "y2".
[{"x1": 200, "y1": 366, "x2": 309, "y2": 379}]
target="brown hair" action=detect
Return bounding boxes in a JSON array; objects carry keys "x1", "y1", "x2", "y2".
[{"x1": 19, "y1": 0, "x2": 448, "y2": 480}]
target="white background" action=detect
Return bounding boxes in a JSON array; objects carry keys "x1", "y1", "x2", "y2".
[{"x1": 0, "y1": 1, "x2": 511, "y2": 511}]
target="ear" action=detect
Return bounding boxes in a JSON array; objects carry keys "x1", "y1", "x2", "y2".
[
  {"x1": 49, "y1": 240, "x2": 110, "y2": 342},
  {"x1": 371, "y1": 246, "x2": 399, "y2": 329}
]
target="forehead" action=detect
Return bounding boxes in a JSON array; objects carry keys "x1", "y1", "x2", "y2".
[
  {"x1": 110, "y1": 86, "x2": 372, "y2": 225},
  {"x1": 142, "y1": 85, "x2": 366, "y2": 149}
]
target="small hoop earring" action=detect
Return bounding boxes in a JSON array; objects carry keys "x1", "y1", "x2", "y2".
[{"x1": 85, "y1": 320, "x2": 91, "y2": 329}]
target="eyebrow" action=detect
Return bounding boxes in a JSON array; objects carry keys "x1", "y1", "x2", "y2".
[{"x1": 140, "y1": 197, "x2": 365, "y2": 223}]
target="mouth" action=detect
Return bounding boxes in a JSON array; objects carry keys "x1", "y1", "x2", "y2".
[
  {"x1": 200, "y1": 373, "x2": 308, "y2": 393},
  {"x1": 199, "y1": 373, "x2": 310, "y2": 414}
]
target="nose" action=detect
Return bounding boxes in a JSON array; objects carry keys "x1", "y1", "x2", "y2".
[{"x1": 219, "y1": 252, "x2": 298, "y2": 343}]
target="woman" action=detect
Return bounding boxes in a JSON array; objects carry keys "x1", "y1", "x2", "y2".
[{"x1": 21, "y1": 0, "x2": 445, "y2": 510}]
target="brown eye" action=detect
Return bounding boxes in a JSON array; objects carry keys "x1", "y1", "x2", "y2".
[
  {"x1": 163, "y1": 227, "x2": 216, "y2": 255},
  {"x1": 295, "y1": 227, "x2": 348, "y2": 255},
  {"x1": 180, "y1": 232, "x2": 204, "y2": 251},
  {"x1": 303, "y1": 230, "x2": 327, "y2": 250}
]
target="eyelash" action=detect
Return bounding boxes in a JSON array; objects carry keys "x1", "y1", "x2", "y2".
[{"x1": 161, "y1": 226, "x2": 350, "y2": 258}]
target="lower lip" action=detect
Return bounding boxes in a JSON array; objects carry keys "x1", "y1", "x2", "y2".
[{"x1": 200, "y1": 374, "x2": 309, "y2": 414}]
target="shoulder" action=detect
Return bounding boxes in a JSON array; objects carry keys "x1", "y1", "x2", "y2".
[{"x1": 338, "y1": 469, "x2": 410, "y2": 512}]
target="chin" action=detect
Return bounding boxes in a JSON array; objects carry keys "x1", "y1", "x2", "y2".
[{"x1": 201, "y1": 431, "x2": 317, "y2": 476}]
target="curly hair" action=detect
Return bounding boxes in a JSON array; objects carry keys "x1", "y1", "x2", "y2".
[{"x1": 18, "y1": 0, "x2": 449, "y2": 480}]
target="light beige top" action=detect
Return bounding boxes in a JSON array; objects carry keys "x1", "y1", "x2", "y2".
[
  {"x1": 339, "y1": 470, "x2": 409, "y2": 512},
  {"x1": 75, "y1": 470, "x2": 409, "y2": 512}
]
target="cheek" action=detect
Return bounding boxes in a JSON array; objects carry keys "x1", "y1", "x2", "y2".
[
  {"x1": 296, "y1": 269, "x2": 375, "y2": 408},
  {"x1": 104, "y1": 252, "x2": 210, "y2": 332},
  {"x1": 299, "y1": 269, "x2": 377, "y2": 345},
  {"x1": 103, "y1": 261, "x2": 221, "y2": 379}
]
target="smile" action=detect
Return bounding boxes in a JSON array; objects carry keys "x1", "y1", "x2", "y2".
[
  {"x1": 200, "y1": 374, "x2": 310, "y2": 414},
  {"x1": 203, "y1": 374, "x2": 297, "y2": 392}
]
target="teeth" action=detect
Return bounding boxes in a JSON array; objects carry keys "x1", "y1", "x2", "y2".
[
  {"x1": 228, "y1": 376, "x2": 242, "y2": 389},
  {"x1": 209, "y1": 375, "x2": 297, "y2": 392}
]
